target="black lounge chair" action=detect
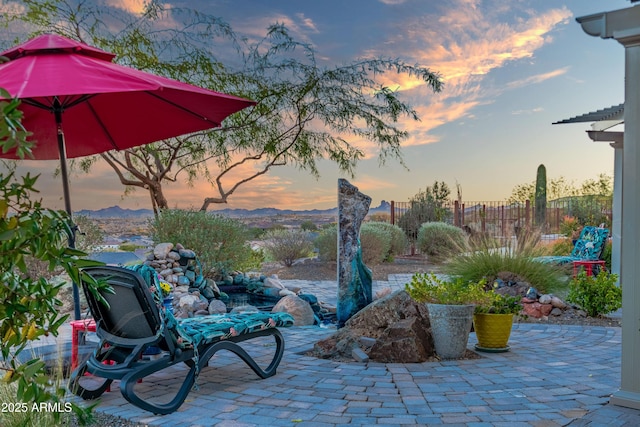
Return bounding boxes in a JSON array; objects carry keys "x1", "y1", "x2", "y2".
[{"x1": 69, "y1": 265, "x2": 294, "y2": 415}]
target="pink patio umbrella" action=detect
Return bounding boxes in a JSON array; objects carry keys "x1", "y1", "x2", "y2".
[{"x1": 0, "y1": 34, "x2": 255, "y2": 318}]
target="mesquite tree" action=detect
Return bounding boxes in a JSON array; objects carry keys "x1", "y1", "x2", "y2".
[{"x1": 7, "y1": 1, "x2": 444, "y2": 213}]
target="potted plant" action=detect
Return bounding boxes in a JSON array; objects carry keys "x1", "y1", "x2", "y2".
[
  {"x1": 473, "y1": 292, "x2": 522, "y2": 353},
  {"x1": 405, "y1": 273, "x2": 493, "y2": 359}
]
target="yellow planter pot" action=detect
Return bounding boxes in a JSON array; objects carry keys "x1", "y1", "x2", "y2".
[{"x1": 472, "y1": 313, "x2": 514, "y2": 352}]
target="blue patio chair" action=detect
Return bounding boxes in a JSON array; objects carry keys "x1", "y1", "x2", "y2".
[
  {"x1": 533, "y1": 225, "x2": 609, "y2": 265},
  {"x1": 69, "y1": 265, "x2": 294, "y2": 415}
]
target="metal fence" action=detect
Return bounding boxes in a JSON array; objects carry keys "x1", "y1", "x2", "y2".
[{"x1": 389, "y1": 197, "x2": 612, "y2": 249}]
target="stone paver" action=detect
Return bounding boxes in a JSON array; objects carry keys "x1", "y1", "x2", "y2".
[{"x1": 52, "y1": 277, "x2": 639, "y2": 426}]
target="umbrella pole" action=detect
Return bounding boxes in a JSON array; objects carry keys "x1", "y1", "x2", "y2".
[{"x1": 54, "y1": 100, "x2": 81, "y2": 321}]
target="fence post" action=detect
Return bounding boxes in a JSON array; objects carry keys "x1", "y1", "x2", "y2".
[
  {"x1": 461, "y1": 203, "x2": 465, "y2": 226},
  {"x1": 481, "y1": 204, "x2": 486, "y2": 233},
  {"x1": 454, "y1": 201, "x2": 460, "y2": 226},
  {"x1": 525, "y1": 200, "x2": 531, "y2": 230},
  {"x1": 501, "y1": 205, "x2": 506, "y2": 237},
  {"x1": 390, "y1": 201, "x2": 395, "y2": 225}
]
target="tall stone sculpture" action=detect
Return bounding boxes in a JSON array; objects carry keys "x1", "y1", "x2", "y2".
[{"x1": 337, "y1": 179, "x2": 373, "y2": 328}]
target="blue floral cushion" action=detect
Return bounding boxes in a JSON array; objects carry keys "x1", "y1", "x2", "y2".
[
  {"x1": 125, "y1": 264, "x2": 294, "y2": 349},
  {"x1": 534, "y1": 226, "x2": 608, "y2": 265}
]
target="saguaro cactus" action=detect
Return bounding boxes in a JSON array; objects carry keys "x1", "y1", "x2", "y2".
[{"x1": 535, "y1": 164, "x2": 547, "y2": 228}]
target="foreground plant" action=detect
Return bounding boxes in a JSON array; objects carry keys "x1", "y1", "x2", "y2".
[
  {"x1": 0, "y1": 94, "x2": 106, "y2": 424},
  {"x1": 405, "y1": 273, "x2": 493, "y2": 306},
  {"x1": 445, "y1": 233, "x2": 564, "y2": 294},
  {"x1": 567, "y1": 270, "x2": 621, "y2": 317}
]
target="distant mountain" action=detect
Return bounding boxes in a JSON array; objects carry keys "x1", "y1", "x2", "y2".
[
  {"x1": 76, "y1": 206, "x2": 154, "y2": 218},
  {"x1": 75, "y1": 200, "x2": 391, "y2": 218}
]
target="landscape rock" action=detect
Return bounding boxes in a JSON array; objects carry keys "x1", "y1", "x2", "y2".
[
  {"x1": 368, "y1": 317, "x2": 434, "y2": 363},
  {"x1": 178, "y1": 248, "x2": 196, "y2": 259},
  {"x1": 179, "y1": 295, "x2": 199, "y2": 310},
  {"x1": 550, "y1": 307, "x2": 563, "y2": 316},
  {"x1": 208, "y1": 299, "x2": 227, "y2": 314},
  {"x1": 167, "y1": 251, "x2": 181, "y2": 261},
  {"x1": 263, "y1": 276, "x2": 285, "y2": 289},
  {"x1": 311, "y1": 290, "x2": 435, "y2": 362},
  {"x1": 539, "y1": 294, "x2": 552, "y2": 304},
  {"x1": 272, "y1": 295, "x2": 315, "y2": 326},
  {"x1": 153, "y1": 243, "x2": 173, "y2": 260},
  {"x1": 550, "y1": 296, "x2": 567, "y2": 309}
]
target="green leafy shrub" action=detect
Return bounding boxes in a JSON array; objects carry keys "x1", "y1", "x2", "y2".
[
  {"x1": 360, "y1": 222, "x2": 391, "y2": 265},
  {"x1": 315, "y1": 225, "x2": 337, "y2": 262},
  {"x1": 150, "y1": 209, "x2": 256, "y2": 276},
  {"x1": 417, "y1": 221, "x2": 467, "y2": 261},
  {"x1": 0, "y1": 173, "x2": 103, "y2": 425},
  {"x1": 262, "y1": 229, "x2": 314, "y2": 267},
  {"x1": 475, "y1": 292, "x2": 522, "y2": 314},
  {"x1": 567, "y1": 270, "x2": 621, "y2": 317},
  {"x1": 405, "y1": 273, "x2": 492, "y2": 305},
  {"x1": 445, "y1": 236, "x2": 564, "y2": 294},
  {"x1": 0, "y1": 93, "x2": 104, "y2": 425}
]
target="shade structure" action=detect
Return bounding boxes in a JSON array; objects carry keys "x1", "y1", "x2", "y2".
[{"x1": 0, "y1": 34, "x2": 255, "y2": 319}]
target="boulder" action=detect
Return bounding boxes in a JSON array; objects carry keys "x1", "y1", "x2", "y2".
[
  {"x1": 167, "y1": 251, "x2": 181, "y2": 261},
  {"x1": 208, "y1": 299, "x2": 227, "y2": 314},
  {"x1": 550, "y1": 296, "x2": 567, "y2": 309},
  {"x1": 368, "y1": 317, "x2": 434, "y2": 363},
  {"x1": 263, "y1": 276, "x2": 285, "y2": 289},
  {"x1": 272, "y1": 295, "x2": 315, "y2": 326},
  {"x1": 153, "y1": 243, "x2": 174, "y2": 260},
  {"x1": 311, "y1": 290, "x2": 435, "y2": 363}
]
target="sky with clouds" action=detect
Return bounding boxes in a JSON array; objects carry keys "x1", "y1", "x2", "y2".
[{"x1": 2, "y1": 0, "x2": 632, "y2": 211}]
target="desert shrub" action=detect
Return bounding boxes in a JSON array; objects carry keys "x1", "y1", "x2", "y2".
[
  {"x1": 567, "y1": 270, "x2": 621, "y2": 317},
  {"x1": 247, "y1": 227, "x2": 266, "y2": 239},
  {"x1": 560, "y1": 215, "x2": 581, "y2": 239},
  {"x1": 360, "y1": 222, "x2": 392, "y2": 265},
  {"x1": 315, "y1": 225, "x2": 337, "y2": 262},
  {"x1": 371, "y1": 221, "x2": 407, "y2": 258},
  {"x1": 300, "y1": 220, "x2": 318, "y2": 231},
  {"x1": 397, "y1": 182, "x2": 452, "y2": 241},
  {"x1": 314, "y1": 222, "x2": 406, "y2": 264},
  {"x1": 417, "y1": 221, "x2": 467, "y2": 261},
  {"x1": 150, "y1": 209, "x2": 257, "y2": 276},
  {"x1": 445, "y1": 236, "x2": 564, "y2": 294},
  {"x1": 362, "y1": 221, "x2": 407, "y2": 261},
  {"x1": 74, "y1": 214, "x2": 104, "y2": 252},
  {"x1": 262, "y1": 229, "x2": 314, "y2": 267}
]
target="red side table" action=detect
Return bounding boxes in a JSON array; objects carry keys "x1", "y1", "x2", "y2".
[
  {"x1": 70, "y1": 319, "x2": 96, "y2": 371},
  {"x1": 572, "y1": 260, "x2": 606, "y2": 277}
]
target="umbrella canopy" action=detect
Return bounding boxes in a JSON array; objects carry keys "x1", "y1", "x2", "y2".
[
  {"x1": 0, "y1": 33, "x2": 255, "y2": 160},
  {"x1": 0, "y1": 34, "x2": 255, "y2": 320}
]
